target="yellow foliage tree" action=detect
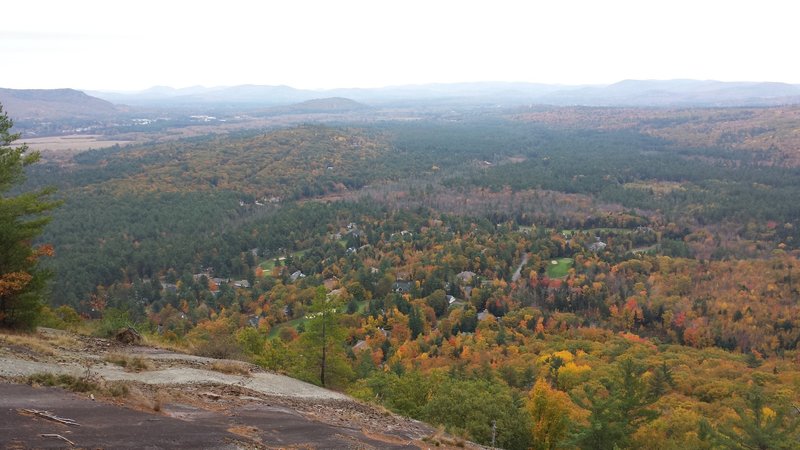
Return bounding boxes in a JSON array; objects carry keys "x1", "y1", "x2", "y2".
[{"x1": 526, "y1": 378, "x2": 582, "y2": 450}]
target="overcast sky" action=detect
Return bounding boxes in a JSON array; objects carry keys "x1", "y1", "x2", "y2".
[{"x1": 2, "y1": 0, "x2": 798, "y2": 91}]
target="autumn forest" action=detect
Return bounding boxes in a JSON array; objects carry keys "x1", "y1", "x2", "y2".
[{"x1": 11, "y1": 104, "x2": 800, "y2": 449}]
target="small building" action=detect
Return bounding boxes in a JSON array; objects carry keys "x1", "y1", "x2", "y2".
[
  {"x1": 477, "y1": 309, "x2": 494, "y2": 321},
  {"x1": 589, "y1": 241, "x2": 607, "y2": 252},
  {"x1": 392, "y1": 280, "x2": 414, "y2": 293},
  {"x1": 353, "y1": 340, "x2": 369, "y2": 352},
  {"x1": 290, "y1": 271, "x2": 306, "y2": 282},
  {"x1": 457, "y1": 271, "x2": 476, "y2": 284}
]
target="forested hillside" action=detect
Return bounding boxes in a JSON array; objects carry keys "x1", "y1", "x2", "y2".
[{"x1": 26, "y1": 108, "x2": 800, "y2": 449}]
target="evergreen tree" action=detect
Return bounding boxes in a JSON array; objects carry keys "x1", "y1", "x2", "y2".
[
  {"x1": 648, "y1": 361, "x2": 675, "y2": 400},
  {"x1": 0, "y1": 104, "x2": 59, "y2": 329},
  {"x1": 713, "y1": 385, "x2": 800, "y2": 450},
  {"x1": 293, "y1": 286, "x2": 353, "y2": 388},
  {"x1": 409, "y1": 306, "x2": 424, "y2": 340},
  {"x1": 570, "y1": 358, "x2": 659, "y2": 449}
]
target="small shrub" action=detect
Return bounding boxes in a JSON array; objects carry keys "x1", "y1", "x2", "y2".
[
  {"x1": 27, "y1": 372, "x2": 99, "y2": 393},
  {"x1": 93, "y1": 309, "x2": 135, "y2": 338},
  {"x1": 125, "y1": 385, "x2": 164, "y2": 411},
  {"x1": 193, "y1": 337, "x2": 242, "y2": 360},
  {"x1": 38, "y1": 305, "x2": 82, "y2": 331},
  {"x1": 106, "y1": 381, "x2": 131, "y2": 397}
]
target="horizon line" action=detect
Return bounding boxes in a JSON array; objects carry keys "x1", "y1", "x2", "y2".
[{"x1": 2, "y1": 78, "x2": 799, "y2": 94}]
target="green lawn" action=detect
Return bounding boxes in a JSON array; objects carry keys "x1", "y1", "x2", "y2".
[
  {"x1": 259, "y1": 259, "x2": 277, "y2": 274},
  {"x1": 258, "y1": 249, "x2": 308, "y2": 277},
  {"x1": 546, "y1": 257, "x2": 574, "y2": 278},
  {"x1": 268, "y1": 316, "x2": 310, "y2": 339}
]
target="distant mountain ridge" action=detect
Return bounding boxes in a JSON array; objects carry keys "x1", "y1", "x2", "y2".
[
  {"x1": 264, "y1": 97, "x2": 370, "y2": 115},
  {"x1": 0, "y1": 88, "x2": 119, "y2": 119},
  {"x1": 89, "y1": 79, "x2": 800, "y2": 108},
  {"x1": 3, "y1": 80, "x2": 800, "y2": 124},
  {"x1": 537, "y1": 79, "x2": 800, "y2": 106}
]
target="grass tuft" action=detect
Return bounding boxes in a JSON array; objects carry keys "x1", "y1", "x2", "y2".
[
  {"x1": 210, "y1": 360, "x2": 251, "y2": 376},
  {"x1": 105, "y1": 352, "x2": 153, "y2": 372}
]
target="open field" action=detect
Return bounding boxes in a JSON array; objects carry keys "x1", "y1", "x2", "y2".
[
  {"x1": 259, "y1": 249, "x2": 310, "y2": 277},
  {"x1": 15, "y1": 135, "x2": 138, "y2": 162}
]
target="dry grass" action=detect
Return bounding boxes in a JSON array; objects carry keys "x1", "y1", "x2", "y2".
[
  {"x1": 141, "y1": 332, "x2": 191, "y2": 353},
  {"x1": 227, "y1": 425, "x2": 262, "y2": 441},
  {"x1": 123, "y1": 385, "x2": 168, "y2": 412},
  {"x1": 104, "y1": 352, "x2": 153, "y2": 372},
  {"x1": 0, "y1": 329, "x2": 83, "y2": 357},
  {"x1": 210, "y1": 360, "x2": 251, "y2": 376},
  {"x1": 422, "y1": 426, "x2": 467, "y2": 448},
  {"x1": 105, "y1": 380, "x2": 131, "y2": 397},
  {"x1": 45, "y1": 333, "x2": 81, "y2": 350},
  {"x1": 1, "y1": 332, "x2": 57, "y2": 356}
]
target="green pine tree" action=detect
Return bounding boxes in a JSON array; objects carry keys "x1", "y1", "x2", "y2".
[
  {"x1": 713, "y1": 385, "x2": 800, "y2": 450},
  {"x1": 293, "y1": 286, "x2": 353, "y2": 388},
  {"x1": 409, "y1": 305, "x2": 424, "y2": 340},
  {"x1": 0, "y1": 103, "x2": 60, "y2": 329},
  {"x1": 648, "y1": 361, "x2": 675, "y2": 400},
  {"x1": 570, "y1": 358, "x2": 660, "y2": 450}
]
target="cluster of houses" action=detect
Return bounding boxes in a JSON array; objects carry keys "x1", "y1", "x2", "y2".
[{"x1": 182, "y1": 272, "x2": 251, "y2": 292}]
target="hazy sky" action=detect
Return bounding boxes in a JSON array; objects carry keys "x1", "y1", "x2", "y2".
[{"x1": 2, "y1": 0, "x2": 798, "y2": 91}]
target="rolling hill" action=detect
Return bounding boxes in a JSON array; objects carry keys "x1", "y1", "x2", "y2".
[{"x1": 0, "y1": 88, "x2": 119, "y2": 120}]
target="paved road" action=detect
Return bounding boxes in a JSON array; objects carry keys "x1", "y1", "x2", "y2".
[{"x1": 511, "y1": 252, "x2": 530, "y2": 282}]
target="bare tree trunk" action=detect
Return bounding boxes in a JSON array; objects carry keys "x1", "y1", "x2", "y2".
[{"x1": 320, "y1": 307, "x2": 326, "y2": 387}]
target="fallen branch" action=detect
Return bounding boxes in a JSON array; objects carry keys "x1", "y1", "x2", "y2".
[
  {"x1": 20, "y1": 409, "x2": 81, "y2": 426},
  {"x1": 40, "y1": 434, "x2": 75, "y2": 447}
]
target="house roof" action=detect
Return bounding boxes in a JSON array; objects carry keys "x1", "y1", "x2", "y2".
[{"x1": 457, "y1": 271, "x2": 476, "y2": 282}]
